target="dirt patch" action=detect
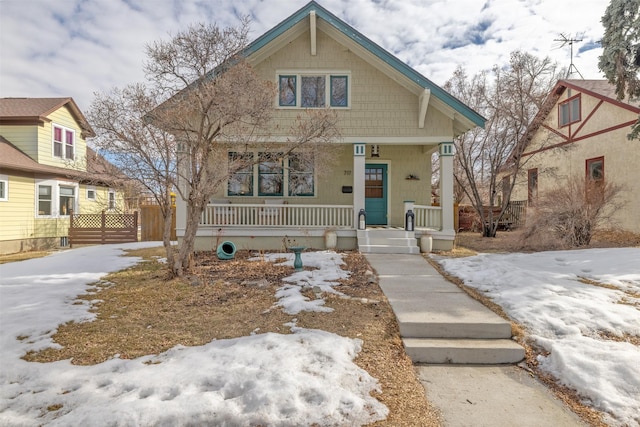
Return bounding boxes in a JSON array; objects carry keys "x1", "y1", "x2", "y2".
[
  {"x1": 452, "y1": 229, "x2": 640, "y2": 254},
  {"x1": 23, "y1": 247, "x2": 439, "y2": 426},
  {"x1": 0, "y1": 250, "x2": 51, "y2": 264}
]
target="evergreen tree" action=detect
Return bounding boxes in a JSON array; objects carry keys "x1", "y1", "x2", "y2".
[{"x1": 598, "y1": 0, "x2": 640, "y2": 139}]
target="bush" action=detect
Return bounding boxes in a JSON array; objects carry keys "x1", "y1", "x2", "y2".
[{"x1": 522, "y1": 178, "x2": 623, "y2": 248}]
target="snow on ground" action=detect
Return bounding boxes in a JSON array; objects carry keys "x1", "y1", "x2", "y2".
[
  {"x1": 437, "y1": 247, "x2": 640, "y2": 427},
  {"x1": 0, "y1": 243, "x2": 387, "y2": 426},
  {"x1": 252, "y1": 251, "x2": 349, "y2": 314}
]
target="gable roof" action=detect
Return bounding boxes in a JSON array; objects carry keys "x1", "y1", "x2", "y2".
[
  {"x1": 0, "y1": 136, "x2": 123, "y2": 186},
  {"x1": 243, "y1": 1, "x2": 485, "y2": 135},
  {"x1": 0, "y1": 97, "x2": 95, "y2": 138},
  {"x1": 561, "y1": 80, "x2": 640, "y2": 112}
]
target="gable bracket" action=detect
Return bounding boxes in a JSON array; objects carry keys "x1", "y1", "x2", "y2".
[
  {"x1": 418, "y1": 88, "x2": 431, "y2": 128},
  {"x1": 310, "y1": 10, "x2": 317, "y2": 56}
]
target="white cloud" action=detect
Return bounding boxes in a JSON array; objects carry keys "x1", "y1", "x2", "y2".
[{"x1": 0, "y1": 0, "x2": 609, "y2": 112}]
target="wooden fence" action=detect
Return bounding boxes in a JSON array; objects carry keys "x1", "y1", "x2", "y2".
[
  {"x1": 69, "y1": 211, "x2": 138, "y2": 247},
  {"x1": 140, "y1": 205, "x2": 176, "y2": 241}
]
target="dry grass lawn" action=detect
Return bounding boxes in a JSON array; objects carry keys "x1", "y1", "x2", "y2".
[{"x1": 24, "y1": 247, "x2": 440, "y2": 426}]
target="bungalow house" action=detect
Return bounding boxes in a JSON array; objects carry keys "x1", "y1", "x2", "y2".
[
  {"x1": 0, "y1": 97, "x2": 127, "y2": 254},
  {"x1": 508, "y1": 80, "x2": 640, "y2": 234},
  {"x1": 175, "y1": 1, "x2": 485, "y2": 253}
]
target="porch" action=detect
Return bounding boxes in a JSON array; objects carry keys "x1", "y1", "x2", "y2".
[{"x1": 192, "y1": 202, "x2": 451, "y2": 253}]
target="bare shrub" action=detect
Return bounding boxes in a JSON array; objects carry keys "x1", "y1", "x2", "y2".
[{"x1": 522, "y1": 177, "x2": 624, "y2": 248}]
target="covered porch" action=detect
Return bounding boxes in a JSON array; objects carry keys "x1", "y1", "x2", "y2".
[{"x1": 182, "y1": 141, "x2": 457, "y2": 253}]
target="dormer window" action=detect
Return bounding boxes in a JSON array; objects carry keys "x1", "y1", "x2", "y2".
[
  {"x1": 53, "y1": 124, "x2": 75, "y2": 160},
  {"x1": 559, "y1": 94, "x2": 581, "y2": 127},
  {"x1": 278, "y1": 72, "x2": 349, "y2": 108}
]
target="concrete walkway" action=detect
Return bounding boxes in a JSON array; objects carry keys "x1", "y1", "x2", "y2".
[{"x1": 364, "y1": 253, "x2": 586, "y2": 427}]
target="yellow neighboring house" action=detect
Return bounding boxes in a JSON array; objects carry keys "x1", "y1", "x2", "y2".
[
  {"x1": 509, "y1": 80, "x2": 640, "y2": 234},
  {"x1": 0, "y1": 97, "x2": 125, "y2": 254}
]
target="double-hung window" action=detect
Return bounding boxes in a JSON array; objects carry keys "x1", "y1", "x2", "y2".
[
  {"x1": 559, "y1": 95, "x2": 581, "y2": 127},
  {"x1": 108, "y1": 190, "x2": 116, "y2": 210},
  {"x1": 59, "y1": 186, "x2": 75, "y2": 215},
  {"x1": 36, "y1": 181, "x2": 78, "y2": 217},
  {"x1": 38, "y1": 185, "x2": 53, "y2": 215},
  {"x1": 228, "y1": 152, "x2": 254, "y2": 196},
  {"x1": 278, "y1": 72, "x2": 349, "y2": 108},
  {"x1": 53, "y1": 124, "x2": 75, "y2": 160},
  {"x1": 227, "y1": 152, "x2": 315, "y2": 197},
  {"x1": 258, "y1": 153, "x2": 284, "y2": 196},
  {"x1": 288, "y1": 154, "x2": 314, "y2": 196}
]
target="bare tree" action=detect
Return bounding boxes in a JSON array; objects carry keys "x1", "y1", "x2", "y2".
[
  {"x1": 444, "y1": 52, "x2": 564, "y2": 237},
  {"x1": 598, "y1": 0, "x2": 640, "y2": 140},
  {"x1": 88, "y1": 84, "x2": 177, "y2": 266},
  {"x1": 141, "y1": 21, "x2": 339, "y2": 276}
]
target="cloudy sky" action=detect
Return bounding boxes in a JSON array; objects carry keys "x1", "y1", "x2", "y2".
[{"x1": 1, "y1": 0, "x2": 610, "y2": 112}]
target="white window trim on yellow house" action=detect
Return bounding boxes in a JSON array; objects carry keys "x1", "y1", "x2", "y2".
[
  {"x1": 51, "y1": 123, "x2": 76, "y2": 160},
  {"x1": 86, "y1": 185, "x2": 96, "y2": 201},
  {"x1": 35, "y1": 179, "x2": 79, "y2": 218},
  {"x1": 276, "y1": 70, "x2": 351, "y2": 109},
  {"x1": 0, "y1": 174, "x2": 8, "y2": 201}
]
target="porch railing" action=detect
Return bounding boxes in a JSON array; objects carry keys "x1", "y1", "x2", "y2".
[
  {"x1": 201, "y1": 203, "x2": 354, "y2": 228},
  {"x1": 412, "y1": 205, "x2": 442, "y2": 230}
]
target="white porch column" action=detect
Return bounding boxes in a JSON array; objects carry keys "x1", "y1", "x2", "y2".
[
  {"x1": 438, "y1": 142, "x2": 455, "y2": 235},
  {"x1": 353, "y1": 143, "x2": 366, "y2": 228}
]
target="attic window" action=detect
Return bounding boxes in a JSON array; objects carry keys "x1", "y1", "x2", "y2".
[
  {"x1": 278, "y1": 72, "x2": 350, "y2": 108},
  {"x1": 559, "y1": 94, "x2": 581, "y2": 127}
]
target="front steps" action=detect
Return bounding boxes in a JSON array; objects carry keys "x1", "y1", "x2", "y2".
[
  {"x1": 357, "y1": 228, "x2": 420, "y2": 254},
  {"x1": 365, "y1": 254, "x2": 525, "y2": 365}
]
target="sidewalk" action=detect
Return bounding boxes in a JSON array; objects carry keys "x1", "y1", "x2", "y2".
[{"x1": 364, "y1": 253, "x2": 586, "y2": 427}]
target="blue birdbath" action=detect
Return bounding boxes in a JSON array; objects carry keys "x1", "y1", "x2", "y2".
[{"x1": 289, "y1": 246, "x2": 305, "y2": 271}]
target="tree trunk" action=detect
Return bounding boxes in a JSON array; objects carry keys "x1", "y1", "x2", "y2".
[{"x1": 171, "y1": 201, "x2": 202, "y2": 277}]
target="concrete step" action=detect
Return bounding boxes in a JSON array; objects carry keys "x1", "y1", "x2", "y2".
[
  {"x1": 357, "y1": 229, "x2": 414, "y2": 239},
  {"x1": 362, "y1": 237, "x2": 418, "y2": 246},
  {"x1": 400, "y1": 320, "x2": 512, "y2": 339},
  {"x1": 404, "y1": 338, "x2": 525, "y2": 364},
  {"x1": 358, "y1": 244, "x2": 421, "y2": 254}
]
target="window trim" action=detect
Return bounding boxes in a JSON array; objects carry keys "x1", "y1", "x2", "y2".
[
  {"x1": 276, "y1": 70, "x2": 351, "y2": 109},
  {"x1": 52, "y1": 123, "x2": 75, "y2": 160},
  {"x1": 227, "y1": 151, "x2": 317, "y2": 198},
  {"x1": 586, "y1": 156, "x2": 604, "y2": 183},
  {"x1": 86, "y1": 186, "x2": 96, "y2": 201},
  {"x1": 108, "y1": 189, "x2": 116, "y2": 210},
  {"x1": 558, "y1": 94, "x2": 581, "y2": 128},
  {"x1": 0, "y1": 174, "x2": 8, "y2": 202},
  {"x1": 35, "y1": 179, "x2": 78, "y2": 218}
]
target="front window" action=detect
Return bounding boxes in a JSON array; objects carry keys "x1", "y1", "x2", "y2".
[
  {"x1": 259, "y1": 152, "x2": 283, "y2": 196},
  {"x1": 53, "y1": 125, "x2": 75, "y2": 160},
  {"x1": 559, "y1": 95, "x2": 581, "y2": 127},
  {"x1": 38, "y1": 185, "x2": 52, "y2": 215},
  {"x1": 288, "y1": 154, "x2": 314, "y2": 196},
  {"x1": 278, "y1": 72, "x2": 350, "y2": 108},
  {"x1": 59, "y1": 186, "x2": 75, "y2": 215},
  {"x1": 0, "y1": 175, "x2": 7, "y2": 201},
  {"x1": 228, "y1": 152, "x2": 254, "y2": 196},
  {"x1": 527, "y1": 169, "x2": 538, "y2": 205}
]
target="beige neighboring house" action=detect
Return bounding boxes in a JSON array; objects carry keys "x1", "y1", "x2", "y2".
[
  {"x1": 0, "y1": 97, "x2": 127, "y2": 254},
  {"x1": 173, "y1": 1, "x2": 485, "y2": 253},
  {"x1": 509, "y1": 79, "x2": 640, "y2": 234}
]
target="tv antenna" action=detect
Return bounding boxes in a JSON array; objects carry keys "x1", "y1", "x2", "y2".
[{"x1": 554, "y1": 33, "x2": 584, "y2": 79}]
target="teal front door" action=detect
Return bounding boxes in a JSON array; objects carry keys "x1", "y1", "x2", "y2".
[{"x1": 365, "y1": 164, "x2": 387, "y2": 225}]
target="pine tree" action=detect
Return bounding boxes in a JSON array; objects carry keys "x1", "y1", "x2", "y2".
[{"x1": 598, "y1": 0, "x2": 640, "y2": 139}]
